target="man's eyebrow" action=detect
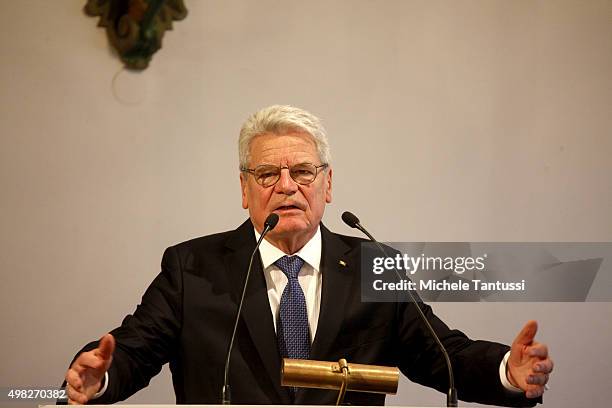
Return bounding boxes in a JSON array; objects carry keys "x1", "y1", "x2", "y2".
[{"x1": 254, "y1": 160, "x2": 318, "y2": 167}]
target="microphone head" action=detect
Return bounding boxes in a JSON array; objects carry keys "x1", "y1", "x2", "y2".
[
  {"x1": 264, "y1": 213, "x2": 280, "y2": 230},
  {"x1": 341, "y1": 211, "x2": 360, "y2": 228}
]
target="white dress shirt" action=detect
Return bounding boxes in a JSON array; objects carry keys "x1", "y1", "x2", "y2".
[{"x1": 254, "y1": 226, "x2": 322, "y2": 342}]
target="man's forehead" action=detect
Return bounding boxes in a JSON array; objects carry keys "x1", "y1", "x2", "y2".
[{"x1": 249, "y1": 132, "x2": 319, "y2": 162}]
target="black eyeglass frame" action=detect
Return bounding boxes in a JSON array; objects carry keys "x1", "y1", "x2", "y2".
[{"x1": 240, "y1": 162, "x2": 329, "y2": 187}]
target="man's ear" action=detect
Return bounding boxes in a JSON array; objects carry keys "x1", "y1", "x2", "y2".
[
  {"x1": 325, "y1": 167, "x2": 333, "y2": 203},
  {"x1": 240, "y1": 173, "x2": 249, "y2": 209}
]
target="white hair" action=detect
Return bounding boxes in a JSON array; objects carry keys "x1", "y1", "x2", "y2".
[{"x1": 238, "y1": 105, "x2": 331, "y2": 169}]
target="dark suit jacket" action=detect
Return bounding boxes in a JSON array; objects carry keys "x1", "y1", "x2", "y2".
[{"x1": 74, "y1": 219, "x2": 537, "y2": 406}]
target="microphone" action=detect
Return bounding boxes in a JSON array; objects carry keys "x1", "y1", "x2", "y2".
[
  {"x1": 222, "y1": 213, "x2": 279, "y2": 404},
  {"x1": 264, "y1": 213, "x2": 280, "y2": 230},
  {"x1": 341, "y1": 211, "x2": 458, "y2": 407}
]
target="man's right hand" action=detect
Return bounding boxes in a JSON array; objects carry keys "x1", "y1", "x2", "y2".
[{"x1": 65, "y1": 334, "x2": 115, "y2": 405}]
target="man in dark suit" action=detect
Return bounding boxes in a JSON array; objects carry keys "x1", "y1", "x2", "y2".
[{"x1": 64, "y1": 105, "x2": 553, "y2": 406}]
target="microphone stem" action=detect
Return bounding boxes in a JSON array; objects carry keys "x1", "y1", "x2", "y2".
[
  {"x1": 355, "y1": 222, "x2": 458, "y2": 407},
  {"x1": 222, "y1": 224, "x2": 271, "y2": 404},
  {"x1": 355, "y1": 222, "x2": 377, "y2": 243}
]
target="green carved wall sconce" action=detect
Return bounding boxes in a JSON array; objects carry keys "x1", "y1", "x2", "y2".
[{"x1": 85, "y1": 0, "x2": 188, "y2": 70}]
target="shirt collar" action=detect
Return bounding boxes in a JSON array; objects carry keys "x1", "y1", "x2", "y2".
[{"x1": 254, "y1": 225, "x2": 322, "y2": 272}]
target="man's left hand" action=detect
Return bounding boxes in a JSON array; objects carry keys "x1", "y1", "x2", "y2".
[{"x1": 507, "y1": 320, "x2": 554, "y2": 398}]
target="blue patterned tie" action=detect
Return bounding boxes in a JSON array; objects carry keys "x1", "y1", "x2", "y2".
[{"x1": 275, "y1": 255, "x2": 311, "y2": 361}]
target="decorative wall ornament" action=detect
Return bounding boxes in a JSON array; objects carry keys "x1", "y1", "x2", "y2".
[{"x1": 85, "y1": 0, "x2": 188, "y2": 70}]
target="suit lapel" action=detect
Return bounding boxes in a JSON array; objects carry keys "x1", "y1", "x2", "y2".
[
  {"x1": 224, "y1": 220, "x2": 291, "y2": 403},
  {"x1": 294, "y1": 225, "x2": 355, "y2": 404},
  {"x1": 310, "y1": 224, "x2": 354, "y2": 359}
]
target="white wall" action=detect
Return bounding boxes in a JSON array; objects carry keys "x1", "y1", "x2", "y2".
[{"x1": 0, "y1": 1, "x2": 611, "y2": 407}]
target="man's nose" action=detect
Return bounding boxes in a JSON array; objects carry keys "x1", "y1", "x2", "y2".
[{"x1": 274, "y1": 167, "x2": 298, "y2": 194}]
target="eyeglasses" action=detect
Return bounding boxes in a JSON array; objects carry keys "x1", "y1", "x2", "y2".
[{"x1": 241, "y1": 162, "x2": 329, "y2": 187}]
